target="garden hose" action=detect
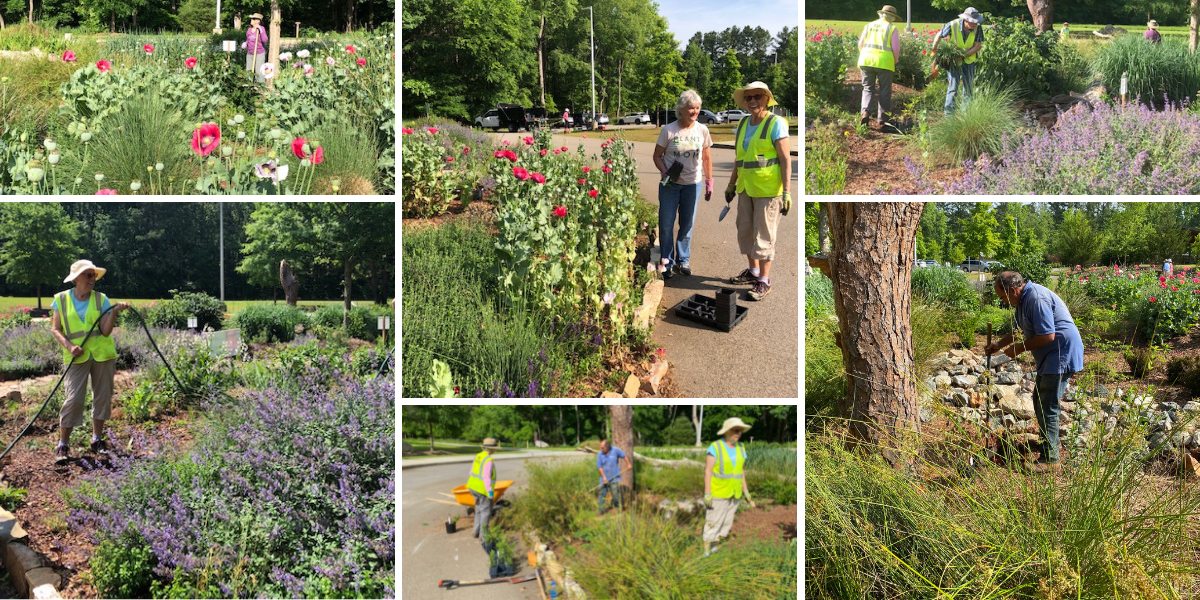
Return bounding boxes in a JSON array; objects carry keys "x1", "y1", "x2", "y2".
[{"x1": 0, "y1": 305, "x2": 187, "y2": 464}]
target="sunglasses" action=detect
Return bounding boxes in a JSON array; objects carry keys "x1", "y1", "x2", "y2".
[
  {"x1": 744, "y1": 94, "x2": 766, "y2": 101},
  {"x1": 80, "y1": 272, "x2": 96, "y2": 280}
]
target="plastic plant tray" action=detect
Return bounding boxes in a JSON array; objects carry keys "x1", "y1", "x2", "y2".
[{"x1": 672, "y1": 293, "x2": 748, "y2": 332}]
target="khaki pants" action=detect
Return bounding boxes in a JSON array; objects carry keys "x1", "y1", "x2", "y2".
[
  {"x1": 736, "y1": 192, "x2": 782, "y2": 261},
  {"x1": 61, "y1": 358, "x2": 115, "y2": 428},
  {"x1": 702, "y1": 497, "x2": 740, "y2": 543},
  {"x1": 246, "y1": 52, "x2": 266, "y2": 83}
]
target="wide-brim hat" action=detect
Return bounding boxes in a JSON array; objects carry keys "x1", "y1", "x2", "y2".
[
  {"x1": 717, "y1": 418, "x2": 752, "y2": 436},
  {"x1": 732, "y1": 81, "x2": 778, "y2": 110},
  {"x1": 959, "y1": 7, "x2": 983, "y2": 24},
  {"x1": 482, "y1": 438, "x2": 499, "y2": 448},
  {"x1": 248, "y1": 13, "x2": 263, "y2": 20},
  {"x1": 1166, "y1": 258, "x2": 1173, "y2": 263},
  {"x1": 63, "y1": 259, "x2": 106, "y2": 283},
  {"x1": 878, "y1": 5, "x2": 901, "y2": 21},
  {"x1": 1149, "y1": 20, "x2": 1159, "y2": 29}
]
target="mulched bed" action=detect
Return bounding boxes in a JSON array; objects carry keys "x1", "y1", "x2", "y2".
[{"x1": 729, "y1": 503, "x2": 797, "y2": 542}]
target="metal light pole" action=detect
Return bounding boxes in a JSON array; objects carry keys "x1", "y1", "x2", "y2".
[
  {"x1": 215, "y1": 0, "x2": 222, "y2": 33},
  {"x1": 907, "y1": 0, "x2": 911, "y2": 30},
  {"x1": 219, "y1": 202, "x2": 225, "y2": 302},
  {"x1": 584, "y1": 6, "x2": 595, "y2": 127}
]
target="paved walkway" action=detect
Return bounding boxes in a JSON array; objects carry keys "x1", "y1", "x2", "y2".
[{"x1": 490, "y1": 130, "x2": 798, "y2": 398}]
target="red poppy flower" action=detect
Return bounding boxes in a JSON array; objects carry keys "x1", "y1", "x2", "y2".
[
  {"x1": 191, "y1": 123, "x2": 221, "y2": 156},
  {"x1": 578, "y1": 178, "x2": 587, "y2": 185},
  {"x1": 540, "y1": 149, "x2": 548, "y2": 156},
  {"x1": 346, "y1": 45, "x2": 357, "y2": 54},
  {"x1": 1160, "y1": 276, "x2": 1167, "y2": 282},
  {"x1": 356, "y1": 58, "x2": 366, "y2": 67},
  {"x1": 523, "y1": 136, "x2": 535, "y2": 145},
  {"x1": 185, "y1": 56, "x2": 198, "y2": 69},
  {"x1": 95, "y1": 189, "x2": 117, "y2": 195},
  {"x1": 495, "y1": 150, "x2": 505, "y2": 158},
  {"x1": 1151, "y1": 297, "x2": 1157, "y2": 302},
  {"x1": 588, "y1": 189, "x2": 599, "y2": 198},
  {"x1": 513, "y1": 167, "x2": 529, "y2": 180},
  {"x1": 532, "y1": 172, "x2": 546, "y2": 184},
  {"x1": 554, "y1": 206, "x2": 568, "y2": 217},
  {"x1": 1172, "y1": 286, "x2": 1178, "y2": 291},
  {"x1": 291, "y1": 137, "x2": 309, "y2": 159},
  {"x1": 96, "y1": 60, "x2": 111, "y2": 72},
  {"x1": 428, "y1": 127, "x2": 439, "y2": 134},
  {"x1": 143, "y1": 43, "x2": 155, "y2": 54},
  {"x1": 445, "y1": 156, "x2": 454, "y2": 162},
  {"x1": 312, "y1": 146, "x2": 324, "y2": 164},
  {"x1": 561, "y1": 146, "x2": 568, "y2": 152},
  {"x1": 602, "y1": 165, "x2": 611, "y2": 174},
  {"x1": 463, "y1": 146, "x2": 470, "y2": 154},
  {"x1": 582, "y1": 167, "x2": 591, "y2": 173},
  {"x1": 505, "y1": 150, "x2": 518, "y2": 162}
]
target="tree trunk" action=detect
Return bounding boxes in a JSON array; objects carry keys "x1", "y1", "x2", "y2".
[
  {"x1": 280, "y1": 259, "x2": 299, "y2": 306},
  {"x1": 268, "y1": 1, "x2": 282, "y2": 90},
  {"x1": 1026, "y1": 0, "x2": 1053, "y2": 33},
  {"x1": 1192, "y1": 0, "x2": 1199, "y2": 54},
  {"x1": 538, "y1": 16, "x2": 547, "y2": 107},
  {"x1": 429, "y1": 422, "x2": 435, "y2": 452},
  {"x1": 610, "y1": 405, "x2": 635, "y2": 496},
  {"x1": 617, "y1": 60, "x2": 623, "y2": 120},
  {"x1": 692, "y1": 405, "x2": 702, "y2": 447},
  {"x1": 110, "y1": 10, "x2": 115, "y2": 33},
  {"x1": 345, "y1": 0, "x2": 355, "y2": 32},
  {"x1": 342, "y1": 258, "x2": 353, "y2": 329},
  {"x1": 818, "y1": 202, "x2": 831, "y2": 254},
  {"x1": 28, "y1": 0, "x2": 32, "y2": 24},
  {"x1": 575, "y1": 405, "x2": 580, "y2": 445},
  {"x1": 35, "y1": 284, "x2": 41, "y2": 310},
  {"x1": 828, "y1": 202, "x2": 924, "y2": 472}
]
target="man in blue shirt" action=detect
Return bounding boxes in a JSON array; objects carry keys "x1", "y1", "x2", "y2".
[
  {"x1": 596, "y1": 439, "x2": 632, "y2": 515},
  {"x1": 985, "y1": 271, "x2": 1084, "y2": 473}
]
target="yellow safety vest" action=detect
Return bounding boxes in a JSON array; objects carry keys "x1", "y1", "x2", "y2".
[
  {"x1": 857, "y1": 18, "x2": 896, "y2": 71},
  {"x1": 734, "y1": 114, "x2": 784, "y2": 198},
  {"x1": 56, "y1": 290, "x2": 117, "y2": 365},
  {"x1": 467, "y1": 450, "x2": 495, "y2": 495},
  {"x1": 950, "y1": 19, "x2": 978, "y2": 65},
  {"x1": 709, "y1": 440, "x2": 745, "y2": 499}
]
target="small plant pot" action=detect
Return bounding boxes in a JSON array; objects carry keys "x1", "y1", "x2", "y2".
[
  {"x1": 482, "y1": 541, "x2": 495, "y2": 554},
  {"x1": 489, "y1": 562, "x2": 515, "y2": 578},
  {"x1": 472, "y1": 187, "x2": 484, "y2": 202},
  {"x1": 445, "y1": 521, "x2": 456, "y2": 534}
]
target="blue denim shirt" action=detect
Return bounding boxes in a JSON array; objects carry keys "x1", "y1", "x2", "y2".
[
  {"x1": 1015, "y1": 281, "x2": 1084, "y2": 375},
  {"x1": 596, "y1": 447, "x2": 626, "y2": 484}
]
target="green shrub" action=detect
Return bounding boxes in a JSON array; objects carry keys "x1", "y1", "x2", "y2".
[
  {"x1": 1051, "y1": 276, "x2": 1097, "y2": 331},
  {"x1": 637, "y1": 463, "x2": 705, "y2": 500},
  {"x1": 910, "y1": 265, "x2": 979, "y2": 313},
  {"x1": 904, "y1": 79, "x2": 948, "y2": 116},
  {"x1": 233, "y1": 305, "x2": 310, "y2": 343},
  {"x1": 663, "y1": 416, "x2": 696, "y2": 445},
  {"x1": 153, "y1": 343, "x2": 237, "y2": 407},
  {"x1": 136, "y1": 291, "x2": 225, "y2": 331},
  {"x1": 751, "y1": 478, "x2": 798, "y2": 506},
  {"x1": 955, "y1": 311, "x2": 979, "y2": 349},
  {"x1": 894, "y1": 30, "x2": 933, "y2": 91},
  {"x1": 0, "y1": 309, "x2": 32, "y2": 330},
  {"x1": 177, "y1": 0, "x2": 224, "y2": 33},
  {"x1": 804, "y1": 30, "x2": 854, "y2": 105},
  {"x1": 508, "y1": 458, "x2": 594, "y2": 543},
  {"x1": 1124, "y1": 345, "x2": 1159, "y2": 378},
  {"x1": 0, "y1": 484, "x2": 27, "y2": 510},
  {"x1": 1093, "y1": 33, "x2": 1200, "y2": 104},
  {"x1": 974, "y1": 304, "x2": 1015, "y2": 337},
  {"x1": 989, "y1": 251, "x2": 1050, "y2": 286},
  {"x1": 975, "y1": 15, "x2": 1061, "y2": 98},
  {"x1": 90, "y1": 534, "x2": 157, "y2": 599},
  {"x1": 929, "y1": 83, "x2": 1021, "y2": 164},
  {"x1": 1053, "y1": 41, "x2": 1094, "y2": 94},
  {"x1": 122, "y1": 379, "x2": 162, "y2": 422},
  {"x1": 77, "y1": 92, "x2": 193, "y2": 194}
]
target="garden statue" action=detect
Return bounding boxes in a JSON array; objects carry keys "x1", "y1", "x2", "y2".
[{"x1": 280, "y1": 259, "x2": 300, "y2": 306}]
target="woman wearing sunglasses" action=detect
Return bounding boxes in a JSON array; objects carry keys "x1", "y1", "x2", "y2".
[{"x1": 49, "y1": 260, "x2": 131, "y2": 465}]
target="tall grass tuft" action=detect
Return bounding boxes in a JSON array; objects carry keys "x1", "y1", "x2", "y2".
[
  {"x1": 310, "y1": 114, "x2": 380, "y2": 194},
  {"x1": 911, "y1": 265, "x2": 979, "y2": 313},
  {"x1": 805, "y1": 315, "x2": 845, "y2": 430},
  {"x1": 929, "y1": 83, "x2": 1021, "y2": 164},
  {"x1": 805, "y1": 125, "x2": 848, "y2": 195},
  {"x1": 570, "y1": 507, "x2": 789, "y2": 600},
  {"x1": 506, "y1": 458, "x2": 598, "y2": 543},
  {"x1": 806, "y1": 272, "x2": 835, "y2": 318},
  {"x1": 1093, "y1": 34, "x2": 1200, "y2": 105},
  {"x1": 74, "y1": 92, "x2": 191, "y2": 193},
  {"x1": 807, "y1": 422, "x2": 1200, "y2": 599}
]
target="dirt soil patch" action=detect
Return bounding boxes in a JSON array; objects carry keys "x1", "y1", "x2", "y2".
[{"x1": 729, "y1": 504, "x2": 797, "y2": 542}]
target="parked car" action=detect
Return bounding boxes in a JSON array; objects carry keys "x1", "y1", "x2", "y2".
[
  {"x1": 698, "y1": 109, "x2": 724, "y2": 124},
  {"x1": 959, "y1": 259, "x2": 990, "y2": 273},
  {"x1": 915, "y1": 259, "x2": 939, "y2": 268},
  {"x1": 720, "y1": 109, "x2": 750, "y2": 122},
  {"x1": 580, "y1": 112, "x2": 610, "y2": 127},
  {"x1": 474, "y1": 109, "x2": 501, "y2": 130},
  {"x1": 618, "y1": 112, "x2": 650, "y2": 125},
  {"x1": 984, "y1": 260, "x2": 1005, "y2": 270}
]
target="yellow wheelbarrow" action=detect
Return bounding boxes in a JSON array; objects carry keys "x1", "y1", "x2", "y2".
[{"x1": 427, "y1": 480, "x2": 514, "y2": 515}]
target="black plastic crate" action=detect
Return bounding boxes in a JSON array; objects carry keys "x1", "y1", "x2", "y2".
[{"x1": 673, "y1": 293, "x2": 748, "y2": 332}]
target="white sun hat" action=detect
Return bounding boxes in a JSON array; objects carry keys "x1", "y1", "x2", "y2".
[
  {"x1": 63, "y1": 259, "x2": 106, "y2": 283},
  {"x1": 717, "y1": 417, "x2": 752, "y2": 435},
  {"x1": 732, "y1": 81, "x2": 778, "y2": 110}
]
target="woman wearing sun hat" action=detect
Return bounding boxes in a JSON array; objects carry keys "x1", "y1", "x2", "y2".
[
  {"x1": 466, "y1": 437, "x2": 501, "y2": 539},
  {"x1": 1145, "y1": 20, "x2": 1163, "y2": 44},
  {"x1": 856, "y1": 5, "x2": 903, "y2": 128},
  {"x1": 49, "y1": 260, "x2": 131, "y2": 465},
  {"x1": 245, "y1": 13, "x2": 269, "y2": 82},
  {"x1": 723, "y1": 81, "x2": 791, "y2": 302},
  {"x1": 702, "y1": 417, "x2": 756, "y2": 557}
]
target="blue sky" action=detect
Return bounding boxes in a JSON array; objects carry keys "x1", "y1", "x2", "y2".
[{"x1": 654, "y1": 0, "x2": 800, "y2": 49}]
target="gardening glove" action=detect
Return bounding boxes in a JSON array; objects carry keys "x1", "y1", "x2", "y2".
[
  {"x1": 704, "y1": 178, "x2": 714, "y2": 201},
  {"x1": 724, "y1": 183, "x2": 736, "y2": 203},
  {"x1": 780, "y1": 191, "x2": 792, "y2": 216},
  {"x1": 704, "y1": 494, "x2": 713, "y2": 509},
  {"x1": 744, "y1": 491, "x2": 755, "y2": 509}
]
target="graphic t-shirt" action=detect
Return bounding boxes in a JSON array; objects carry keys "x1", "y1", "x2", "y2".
[{"x1": 655, "y1": 120, "x2": 713, "y2": 185}]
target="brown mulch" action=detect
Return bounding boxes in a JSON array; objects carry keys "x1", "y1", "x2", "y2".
[
  {"x1": 402, "y1": 198, "x2": 497, "y2": 234},
  {"x1": 0, "y1": 369, "x2": 199, "y2": 599},
  {"x1": 729, "y1": 503, "x2": 797, "y2": 543}
]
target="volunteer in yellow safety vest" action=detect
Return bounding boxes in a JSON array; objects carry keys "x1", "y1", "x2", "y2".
[
  {"x1": 723, "y1": 82, "x2": 791, "y2": 302},
  {"x1": 49, "y1": 260, "x2": 131, "y2": 466},
  {"x1": 702, "y1": 418, "x2": 756, "y2": 557},
  {"x1": 466, "y1": 437, "x2": 500, "y2": 539},
  {"x1": 931, "y1": 7, "x2": 985, "y2": 115},
  {"x1": 856, "y1": 5, "x2": 903, "y2": 127}
]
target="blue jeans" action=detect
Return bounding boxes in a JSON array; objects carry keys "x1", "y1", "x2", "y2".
[
  {"x1": 598, "y1": 482, "x2": 622, "y2": 513},
  {"x1": 944, "y1": 62, "x2": 976, "y2": 115},
  {"x1": 1032, "y1": 372, "x2": 1072, "y2": 464},
  {"x1": 658, "y1": 182, "x2": 700, "y2": 270}
]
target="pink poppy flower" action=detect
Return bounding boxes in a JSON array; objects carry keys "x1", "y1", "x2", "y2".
[
  {"x1": 143, "y1": 44, "x2": 154, "y2": 54},
  {"x1": 191, "y1": 124, "x2": 221, "y2": 156},
  {"x1": 513, "y1": 167, "x2": 529, "y2": 180},
  {"x1": 96, "y1": 60, "x2": 111, "y2": 72},
  {"x1": 578, "y1": 178, "x2": 587, "y2": 185},
  {"x1": 523, "y1": 136, "x2": 535, "y2": 145},
  {"x1": 531, "y1": 172, "x2": 546, "y2": 184},
  {"x1": 346, "y1": 45, "x2": 357, "y2": 54},
  {"x1": 582, "y1": 167, "x2": 591, "y2": 173},
  {"x1": 63, "y1": 50, "x2": 76, "y2": 62},
  {"x1": 356, "y1": 58, "x2": 366, "y2": 67},
  {"x1": 95, "y1": 189, "x2": 117, "y2": 195},
  {"x1": 540, "y1": 149, "x2": 548, "y2": 156},
  {"x1": 463, "y1": 146, "x2": 470, "y2": 154},
  {"x1": 291, "y1": 137, "x2": 309, "y2": 159},
  {"x1": 185, "y1": 56, "x2": 198, "y2": 69},
  {"x1": 554, "y1": 206, "x2": 568, "y2": 218},
  {"x1": 312, "y1": 146, "x2": 324, "y2": 165}
]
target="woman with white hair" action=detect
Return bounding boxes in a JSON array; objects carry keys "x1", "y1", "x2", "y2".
[{"x1": 652, "y1": 89, "x2": 713, "y2": 279}]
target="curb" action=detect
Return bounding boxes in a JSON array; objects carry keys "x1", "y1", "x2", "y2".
[
  {"x1": 401, "y1": 451, "x2": 590, "y2": 470},
  {"x1": 0, "y1": 507, "x2": 63, "y2": 599}
]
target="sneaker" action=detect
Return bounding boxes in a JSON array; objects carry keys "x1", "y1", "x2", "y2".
[
  {"x1": 54, "y1": 445, "x2": 69, "y2": 466},
  {"x1": 729, "y1": 269, "x2": 758, "y2": 285},
  {"x1": 676, "y1": 263, "x2": 692, "y2": 276},
  {"x1": 748, "y1": 280, "x2": 772, "y2": 301},
  {"x1": 90, "y1": 438, "x2": 110, "y2": 455},
  {"x1": 662, "y1": 268, "x2": 674, "y2": 280}
]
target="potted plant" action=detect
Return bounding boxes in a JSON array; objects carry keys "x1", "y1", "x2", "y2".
[
  {"x1": 482, "y1": 525, "x2": 500, "y2": 554},
  {"x1": 446, "y1": 514, "x2": 459, "y2": 534},
  {"x1": 488, "y1": 535, "x2": 515, "y2": 578}
]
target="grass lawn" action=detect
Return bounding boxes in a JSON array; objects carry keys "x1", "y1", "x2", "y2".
[{"x1": 0, "y1": 297, "x2": 380, "y2": 313}]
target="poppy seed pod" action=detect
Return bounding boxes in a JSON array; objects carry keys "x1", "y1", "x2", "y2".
[
  {"x1": 130, "y1": 180, "x2": 142, "y2": 191},
  {"x1": 80, "y1": 132, "x2": 92, "y2": 142},
  {"x1": 26, "y1": 161, "x2": 44, "y2": 182},
  {"x1": 94, "y1": 173, "x2": 105, "y2": 182},
  {"x1": 48, "y1": 152, "x2": 60, "y2": 165}
]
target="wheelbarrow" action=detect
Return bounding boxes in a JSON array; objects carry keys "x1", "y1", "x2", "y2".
[{"x1": 427, "y1": 480, "x2": 514, "y2": 515}]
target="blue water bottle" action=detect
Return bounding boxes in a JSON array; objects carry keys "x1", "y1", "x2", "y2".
[{"x1": 550, "y1": 581, "x2": 558, "y2": 599}]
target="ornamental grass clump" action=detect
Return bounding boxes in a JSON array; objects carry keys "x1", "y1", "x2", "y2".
[
  {"x1": 928, "y1": 83, "x2": 1021, "y2": 164},
  {"x1": 1094, "y1": 33, "x2": 1200, "y2": 105},
  {"x1": 936, "y1": 101, "x2": 1200, "y2": 194}
]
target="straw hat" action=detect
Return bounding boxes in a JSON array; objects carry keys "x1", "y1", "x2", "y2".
[
  {"x1": 1148, "y1": 20, "x2": 1159, "y2": 29},
  {"x1": 732, "y1": 81, "x2": 778, "y2": 110},
  {"x1": 249, "y1": 13, "x2": 263, "y2": 20},
  {"x1": 63, "y1": 259, "x2": 106, "y2": 283},
  {"x1": 482, "y1": 438, "x2": 499, "y2": 448},
  {"x1": 877, "y1": 5, "x2": 901, "y2": 22},
  {"x1": 717, "y1": 418, "x2": 752, "y2": 436}
]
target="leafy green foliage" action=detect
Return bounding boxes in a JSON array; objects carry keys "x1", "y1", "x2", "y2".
[
  {"x1": 988, "y1": 251, "x2": 1049, "y2": 285},
  {"x1": 1055, "y1": 209, "x2": 1102, "y2": 267},
  {"x1": 137, "y1": 291, "x2": 226, "y2": 331},
  {"x1": 90, "y1": 534, "x2": 156, "y2": 599},
  {"x1": 0, "y1": 203, "x2": 80, "y2": 306},
  {"x1": 894, "y1": 30, "x2": 933, "y2": 90},
  {"x1": 804, "y1": 124, "x2": 848, "y2": 195},
  {"x1": 975, "y1": 15, "x2": 1062, "y2": 97},
  {"x1": 0, "y1": 484, "x2": 27, "y2": 510},
  {"x1": 233, "y1": 305, "x2": 309, "y2": 343},
  {"x1": 910, "y1": 265, "x2": 979, "y2": 313},
  {"x1": 805, "y1": 272, "x2": 835, "y2": 318},
  {"x1": 929, "y1": 83, "x2": 1020, "y2": 164},
  {"x1": 804, "y1": 28, "x2": 854, "y2": 105},
  {"x1": 1123, "y1": 345, "x2": 1160, "y2": 378}
]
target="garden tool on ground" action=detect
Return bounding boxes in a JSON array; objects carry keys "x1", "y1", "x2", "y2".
[
  {"x1": 535, "y1": 568, "x2": 549, "y2": 600},
  {"x1": 438, "y1": 573, "x2": 537, "y2": 589}
]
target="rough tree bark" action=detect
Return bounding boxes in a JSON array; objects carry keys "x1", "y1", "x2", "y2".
[
  {"x1": 280, "y1": 259, "x2": 300, "y2": 306},
  {"x1": 828, "y1": 202, "x2": 924, "y2": 472},
  {"x1": 818, "y1": 203, "x2": 831, "y2": 254},
  {"x1": 610, "y1": 405, "x2": 635, "y2": 496},
  {"x1": 343, "y1": 259, "x2": 354, "y2": 329},
  {"x1": 1026, "y1": 0, "x2": 1053, "y2": 33},
  {"x1": 538, "y1": 16, "x2": 547, "y2": 108}
]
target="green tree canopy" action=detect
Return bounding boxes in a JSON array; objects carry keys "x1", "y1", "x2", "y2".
[{"x1": 0, "y1": 203, "x2": 81, "y2": 310}]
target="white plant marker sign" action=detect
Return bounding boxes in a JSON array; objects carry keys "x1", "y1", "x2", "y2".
[{"x1": 205, "y1": 328, "x2": 241, "y2": 358}]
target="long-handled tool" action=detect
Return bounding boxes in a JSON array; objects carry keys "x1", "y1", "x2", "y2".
[
  {"x1": 438, "y1": 573, "x2": 537, "y2": 589},
  {"x1": 588, "y1": 467, "x2": 631, "y2": 492}
]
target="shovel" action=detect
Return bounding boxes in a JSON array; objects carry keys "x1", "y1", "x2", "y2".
[
  {"x1": 438, "y1": 573, "x2": 537, "y2": 589},
  {"x1": 925, "y1": 63, "x2": 939, "y2": 85}
]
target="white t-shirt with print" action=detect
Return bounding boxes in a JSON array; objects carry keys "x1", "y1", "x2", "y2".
[{"x1": 655, "y1": 120, "x2": 713, "y2": 185}]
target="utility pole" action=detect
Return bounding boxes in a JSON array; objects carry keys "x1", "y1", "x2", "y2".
[
  {"x1": 219, "y1": 202, "x2": 225, "y2": 302},
  {"x1": 584, "y1": 6, "x2": 595, "y2": 128},
  {"x1": 215, "y1": 0, "x2": 222, "y2": 33}
]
